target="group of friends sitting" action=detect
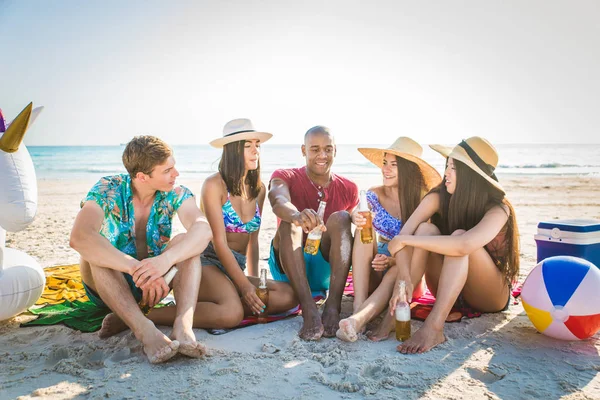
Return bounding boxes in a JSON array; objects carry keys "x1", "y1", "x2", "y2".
[{"x1": 69, "y1": 119, "x2": 519, "y2": 364}]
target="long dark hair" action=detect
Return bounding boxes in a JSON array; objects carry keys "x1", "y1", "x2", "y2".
[
  {"x1": 218, "y1": 140, "x2": 261, "y2": 199},
  {"x1": 395, "y1": 155, "x2": 427, "y2": 223},
  {"x1": 431, "y1": 159, "x2": 520, "y2": 284}
]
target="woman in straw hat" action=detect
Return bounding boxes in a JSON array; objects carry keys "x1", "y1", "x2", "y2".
[
  {"x1": 387, "y1": 136, "x2": 520, "y2": 353},
  {"x1": 336, "y1": 137, "x2": 441, "y2": 342},
  {"x1": 194, "y1": 119, "x2": 297, "y2": 328}
]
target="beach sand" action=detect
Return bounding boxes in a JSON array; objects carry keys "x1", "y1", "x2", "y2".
[{"x1": 2, "y1": 175, "x2": 600, "y2": 399}]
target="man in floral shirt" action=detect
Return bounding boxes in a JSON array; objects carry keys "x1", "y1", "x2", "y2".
[{"x1": 70, "y1": 136, "x2": 212, "y2": 364}]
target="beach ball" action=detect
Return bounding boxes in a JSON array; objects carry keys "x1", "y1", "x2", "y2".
[{"x1": 521, "y1": 256, "x2": 600, "y2": 340}]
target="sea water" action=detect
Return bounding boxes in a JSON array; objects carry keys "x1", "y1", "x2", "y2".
[{"x1": 27, "y1": 143, "x2": 600, "y2": 180}]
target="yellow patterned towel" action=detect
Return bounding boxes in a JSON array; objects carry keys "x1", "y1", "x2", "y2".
[{"x1": 36, "y1": 264, "x2": 89, "y2": 305}]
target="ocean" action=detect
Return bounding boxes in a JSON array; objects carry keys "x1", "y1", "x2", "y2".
[{"x1": 27, "y1": 143, "x2": 600, "y2": 181}]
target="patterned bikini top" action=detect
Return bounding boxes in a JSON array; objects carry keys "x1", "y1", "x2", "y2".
[
  {"x1": 367, "y1": 190, "x2": 403, "y2": 241},
  {"x1": 222, "y1": 192, "x2": 261, "y2": 234}
]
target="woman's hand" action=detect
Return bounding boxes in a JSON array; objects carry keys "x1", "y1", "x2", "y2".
[
  {"x1": 239, "y1": 281, "x2": 266, "y2": 315},
  {"x1": 371, "y1": 253, "x2": 390, "y2": 272},
  {"x1": 351, "y1": 209, "x2": 368, "y2": 229},
  {"x1": 388, "y1": 235, "x2": 406, "y2": 256}
]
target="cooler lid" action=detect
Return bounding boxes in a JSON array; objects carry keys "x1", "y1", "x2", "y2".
[{"x1": 538, "y1": 219, "x2": 600, "y2": 233}]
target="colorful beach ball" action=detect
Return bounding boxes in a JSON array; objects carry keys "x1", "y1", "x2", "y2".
[{"x1": 521, "y1": 256, "x2": 600, "y2": 340}]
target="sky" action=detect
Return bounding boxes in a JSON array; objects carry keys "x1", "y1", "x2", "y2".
[{"x1": 1, "y1": 0, "x2": 599, "y2": 146}]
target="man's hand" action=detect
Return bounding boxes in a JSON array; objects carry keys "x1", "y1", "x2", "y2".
[
  {"x1": 291, "y1": 209, "x2": 326, "y2": 234},
  {"x1": 133, "y1": 255, "x2": 172, "y2": 288},
  {"x1": 239, "y1": 281, "x2": 265, "y2": 315},
  {"x1": 141, "y1": 277, "x2": 170, "y2": 309}
]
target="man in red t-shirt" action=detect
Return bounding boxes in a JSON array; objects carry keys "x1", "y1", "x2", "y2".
[{"x1": 268, "y1": 126, "x2": 359, "y2": 340}]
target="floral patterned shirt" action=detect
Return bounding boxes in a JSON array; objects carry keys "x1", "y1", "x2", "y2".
[{"x1": 81, "y1": 174, "x2": 194, "y2": 259}]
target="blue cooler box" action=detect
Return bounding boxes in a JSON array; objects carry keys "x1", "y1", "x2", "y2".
[{"x1": 535, "y1": 219, "x2": 600, "y2": 268}]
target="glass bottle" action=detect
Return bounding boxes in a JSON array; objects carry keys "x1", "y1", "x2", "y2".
[
  {"x1": 395, "y1": 280, "x2": 411, "y2": 341},
  {"x1": 304, "y1": 200, "x2": 327, "y2": 255},
  {"x1": 256, "y1": 267, "x2": 269, "y2": 323},
  {"x1": 358, "y1": 190, "x2": 373, "y2": 244}
]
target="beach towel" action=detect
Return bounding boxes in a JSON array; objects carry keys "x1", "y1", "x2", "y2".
[
  {"x1": 206, "y1": 294, "x2": 325, "y2": 335},
  {"x1": 343, "y1": 269, "x2": 522, "y2": 322},
  {"x1": 21, "y1": 264, "x2": 171, "y2": 332},
  {"x1": 22, "y1": 264, "x2": 303, "y2": 334}
]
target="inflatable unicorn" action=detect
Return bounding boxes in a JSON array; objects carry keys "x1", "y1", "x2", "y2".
[{"x1": 0, "y1": 103, "x2": 45, "y2": 321}]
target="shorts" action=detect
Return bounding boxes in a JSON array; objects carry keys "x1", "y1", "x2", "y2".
[
  {"x1": 200, "y1": 241, "x2": 247, "y2": 278},
  {"x1": 268, "y1": 240, "x2": 331, "y2": 294},
  {"x1": 377, "y1": 241, "x2": 391, "y2": 257},
  {"x1": 83, "y1": 273, "x2": 143, "y2": 309}
]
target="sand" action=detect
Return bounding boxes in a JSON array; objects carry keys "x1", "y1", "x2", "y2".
[{"x1": 2, "y1": 175, "x2": 600, "y2": 399}]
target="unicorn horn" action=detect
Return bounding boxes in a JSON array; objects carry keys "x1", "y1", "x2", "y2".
[{"x1": 0, "y1": 103, "x2": 33, "y2": 153}]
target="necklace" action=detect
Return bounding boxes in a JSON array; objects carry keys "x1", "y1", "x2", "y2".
[{"x1": 305, "y1": 169, "x2": 331, "y2": 201}]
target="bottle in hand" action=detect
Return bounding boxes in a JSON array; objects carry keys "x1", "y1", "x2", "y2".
[
  {"x1": 395, "y1": 280, "x2": 411, "y2": 341},
  {"x1": 358, "y1": 190, "x2": 373, "y2": 244},
  {"x1": 256, "y1": 268, "x2": 269, "y2": 323},
  {"x1": 304, "y1": 200, "x2": 327, "y2": 255}
]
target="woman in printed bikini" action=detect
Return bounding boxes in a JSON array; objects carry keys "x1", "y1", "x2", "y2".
[
  {"x1": 336, "y1": 137, "x2": 441, "y2": 342},
  {"x1": 196, "y1": 119, "x2": 297, "y2": 328},
  {"x1": 387, "y1": 136, "x2": 520, "y2": 353}
]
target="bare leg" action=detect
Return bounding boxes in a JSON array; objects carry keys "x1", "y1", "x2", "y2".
[
  {"x1": 320, "y1": 211, "x2": 353, "y2": 338},
  {"x1": 367, "y1": 224, "x2": 441, "y2": 341},
  {"x1": 351, "y1": 234, "x2": 377, "y2": 313},
  {"x1": 85, "y1": 261, "x2": 178, "y2": 364},
  {"x1": 141, "y1": 265, "x2": 244, "y2": 329},
  {"x1": 337, "y1": 265, "x2": 397, "y2": 342},
  {"x1": 170, "y1": 254, "x2": 205, "y2": 358},
  {"x1": 275, "y1": 222, "x2": 324, "y2": 340},
  {"x1": 398, "y1": 230, "x2": 509, "y2": 354}
]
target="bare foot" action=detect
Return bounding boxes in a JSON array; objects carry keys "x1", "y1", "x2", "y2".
[
  {"x1": 366, "y1": 311, "x2": 394, "y2": 342},
  {"x1": 171, "y1": 323, "x2": 206, "y2": 359},
  {"x1": 98, "y1": 313, "x2": 129, "y2": 339},
  {"x1": 336, "y1": 318, "x2": 359, "y2": 342},
  {"x1": 397, "y1": 324, "x2": 446, "y2": 354},
  {"x1": 140, "y1": 328, "x2": 180, "y2": 364},
  {"x1": 321, "y1": 307, "x2": 341, "y2": 338},
  {"x1": 299, "y1": 314, "x2": 324, "y2": 341},
  {"x1": 178, "y1": 342, "x2": 206, "y2": 358}
]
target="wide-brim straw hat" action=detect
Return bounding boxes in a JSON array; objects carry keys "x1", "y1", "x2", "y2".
[
  {"x1": 358, "y1": 137, "x2": 442, "y2": 191},
  {"x1": 209, "y1": 118, "x2": 273, "y2": 148},
  {"x1": 430, "y1": 136, "x2": 504, "y2": 194}
]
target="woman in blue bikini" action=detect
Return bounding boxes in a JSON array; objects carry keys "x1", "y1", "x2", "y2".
[
  {"x1": 336, "y1": 137, "x2": 441, "y2": 342},
  {"x1": 198, "y1": 119, "x2": 297, "y2": 328}
]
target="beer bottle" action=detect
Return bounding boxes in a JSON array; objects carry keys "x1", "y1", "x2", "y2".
[
  {"x1": 304, "y1": 200, "x2": 327, "y2": 255},
  {"x1": 140, "y1": 266, "x2": 179, "y2": 315},
  {"x1": 358, "y1": 190, "x2": 373, "y2": 244},
  {"x1": 256, "y1": 267, "x2": 269, "y2": 323},
  {"x1": 395, "y1": 280, "x2": 411, "y2": 341}
]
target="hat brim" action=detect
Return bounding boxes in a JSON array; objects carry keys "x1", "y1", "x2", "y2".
[
  {"x1": 358, "y1": 147, "x2": 442, "y2": 191},
  {"x1": 429, "y1": 144, "x2": 505, "y2": 194},
  {"x1": 209, "y1": 131, "x2": 273, "y2": 148}
]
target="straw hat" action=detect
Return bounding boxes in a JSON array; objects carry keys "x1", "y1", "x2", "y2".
[
  {"x1": 358, "y1": 137, "x2": 441, "y2": 190},
  {"x1": 430, "y1": 136, "x2": 504, "y2": 194},
  {"x1": 209, "y1": 118, "x2": 273, "y2": 148}
]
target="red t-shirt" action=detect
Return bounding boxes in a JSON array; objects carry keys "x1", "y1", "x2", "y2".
[{"x1": 270, "y1": 166, "x2": 359, "y2": 226}]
